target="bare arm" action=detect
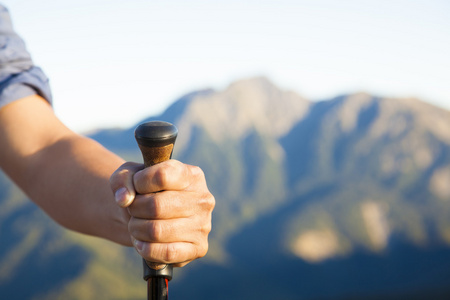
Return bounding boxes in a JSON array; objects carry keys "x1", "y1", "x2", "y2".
[{"x1": 0, "y1": 95, "x2": 132, "y2": 246}]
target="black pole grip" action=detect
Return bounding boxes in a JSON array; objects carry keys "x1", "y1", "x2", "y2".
[{"x1": 134, "y1": 121, "x2": 178, "y2": 282}]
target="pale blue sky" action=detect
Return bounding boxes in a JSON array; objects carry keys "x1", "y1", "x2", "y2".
[{"x1": 3, "y1": 0, "x2": 450, "y2": 132}]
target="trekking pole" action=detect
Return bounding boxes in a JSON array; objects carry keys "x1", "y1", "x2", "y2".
[{"x1": 134, "y1": 121, "x2": 178, "y2": 300}]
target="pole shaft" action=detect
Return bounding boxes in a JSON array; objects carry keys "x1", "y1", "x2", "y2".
[{"x1": 148, "y1": 278, "x2": 169, "y2": 300}]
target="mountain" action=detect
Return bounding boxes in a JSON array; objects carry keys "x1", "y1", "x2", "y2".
[{"x1": 1, "y1": 77, "x2": 450, "y2": 299}]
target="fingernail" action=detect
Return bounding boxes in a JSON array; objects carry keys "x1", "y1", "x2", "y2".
[
  {"x1": 133, "y1": 238, "x2": 144, "y2": 252},
  {"x1": 115, "y1": 187, "x2": 132, "y2": 207}
]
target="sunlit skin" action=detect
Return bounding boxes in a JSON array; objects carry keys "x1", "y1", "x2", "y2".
[{"x1": 0, "y1": 94, "x2": 215, "y2": 267}]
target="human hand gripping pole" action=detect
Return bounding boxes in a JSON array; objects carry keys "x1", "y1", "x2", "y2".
[{"x1": 134, "y1": 121, "x2": 178, "y2": 300}]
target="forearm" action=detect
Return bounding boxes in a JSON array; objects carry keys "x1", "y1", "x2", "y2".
[
  {"x1": 27, "y1": 134, "x2": 132, "y2": 246},
  {"x1": 0, "y1": 95, "x2": 132, "y2": 246}
]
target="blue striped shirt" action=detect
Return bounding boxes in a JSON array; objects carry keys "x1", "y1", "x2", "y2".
[{"x1": 0, "y1": 5, "x2": 52, "y2": 110}]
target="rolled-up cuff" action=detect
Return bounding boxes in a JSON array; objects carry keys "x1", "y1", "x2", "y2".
[{"x1": 0, "y1": 66, "x2": 52, "y2": 109}]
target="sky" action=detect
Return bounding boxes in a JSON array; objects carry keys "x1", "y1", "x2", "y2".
[{"x1": 2, "y1": 0, "x2": 450, "y2": 133}]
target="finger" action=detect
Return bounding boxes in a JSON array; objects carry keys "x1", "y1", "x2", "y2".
[
  {"x1": 128, "y1": 191, "x2": 197, "y2": 219},
  {"x1": 128, "y1": 216, "x2": 211, "y2": 244},
  {"x1": 110, "y1": 162, "x2": 143, "y2": 207},
  {"x1": 132, "y1": 239, "x2": 208, "y2": 265},
  {"x1": 133, "y1": 160, "x2": 198, "y2": 194}
]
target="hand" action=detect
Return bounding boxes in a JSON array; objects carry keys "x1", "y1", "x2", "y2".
[{"x1": 110, "y1": 160, "x2": 215, "y2": 267}]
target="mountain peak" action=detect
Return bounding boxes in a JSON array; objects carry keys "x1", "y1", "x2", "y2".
[
  {"x1": 226, "y1": 76, "x2": 275, "y2": 91},
  {"x1": 176, "y1": 77, "x2": 310, "y2": 147}
]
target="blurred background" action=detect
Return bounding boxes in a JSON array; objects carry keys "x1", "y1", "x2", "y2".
[
  {"x1": 0, "y1": 0, "x2": 449, "y2": 299},
  {"x1": 2, "y1": 0, "x2": 449, "y2": 133}
]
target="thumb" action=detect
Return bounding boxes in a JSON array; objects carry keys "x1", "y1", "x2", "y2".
[
  {"x1": 114, "y1": 187, "x2": 134, "y2": 208},
  {"x1": 110, "y1": 162, "x2": 142, "y2": 207}
]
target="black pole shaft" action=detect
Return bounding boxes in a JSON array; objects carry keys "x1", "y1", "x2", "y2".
[{"x1": 148, "y1": 278, "x2": 169, "y2": 300}]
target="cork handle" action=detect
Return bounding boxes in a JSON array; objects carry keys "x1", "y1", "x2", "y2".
[{"x1": 138, "y1": 144, "x2": 174, "y2": 168}]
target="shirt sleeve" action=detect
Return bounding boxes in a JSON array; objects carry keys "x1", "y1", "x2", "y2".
[{"x1": 0, "y1": 5, "x2": 52, "y2": 110}]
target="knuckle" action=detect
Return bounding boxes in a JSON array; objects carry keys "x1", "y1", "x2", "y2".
[
  {"x1": 113, "y1": 162, "x2": 138, "y2": 176},
  {"x1": 197, "y1": 242, "x2": 209, "y2": 259},
  {"x1": 145, "y1": 244, "x2": 158, "y2": 261},
  {"x1": 201, "y1": 220, "x2": 212, "y2": 235},
  {"x1": 190, "y1": 165, "x2": 205, "y2": 177},
  {"x1": 200, "y1": 193, "x2": 215, "y2": 211},
  {"x1": 164, "y1": 243, "x2": 179, "y2": 263},
  {"x1": 149, "y1": 221, "x2": 163, "y2": 241},
  {"x1": 110, "y1": 167, "x2": 129, "y2": 186},
  {"x1": 150, "y1": 194, "x2": 163, "y2": 217},
  {"x1": 190, "y1": 165, "x2": 207, "y2": 184},
  {"x1": 154, "y1": 166, "x2": 172, "y2": 188}
]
